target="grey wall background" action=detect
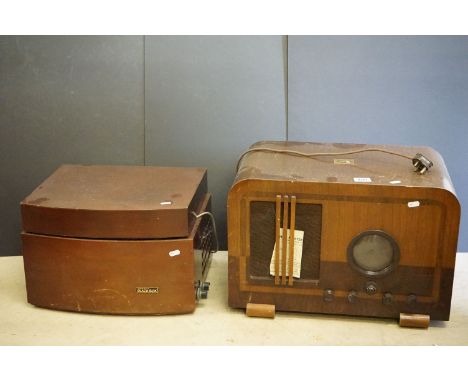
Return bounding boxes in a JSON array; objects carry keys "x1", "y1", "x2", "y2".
[
  {"x1": 0, "y1": 35, "x2": 466, "y2": 256},
  {"x1": 288, "y1": 36, "x2": 468, "y2": 251},
  {"x1": 0, "y1": 35, "x2": 286, "y2": 255},
  {"x1": 144, "y1": 36, "x2": 286, "y2": 249},
  {"x1": 0, "y1": 36, "x2": 145, "y2": 257}
]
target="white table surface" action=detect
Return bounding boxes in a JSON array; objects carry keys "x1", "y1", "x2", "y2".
[{"x1": 1, "y1": 251, "x2": 468, "y2": 345}]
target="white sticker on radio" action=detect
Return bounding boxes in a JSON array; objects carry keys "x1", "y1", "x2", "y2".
[
  {"x1": 353, "y1": 177, "x2": 372, "y2": 183},
  {"x1": 334, "y1": 159, "x2": 355, "y2": 165},
  {"x1": 269, "y1": 229, "x2": 304, "y2": 278},
  {"x1": 169, "y1": 249, "x2": 181, "y2": 257},
  {"x1": 390, "y1": 180, "x2": 401, "y2": 184},
  {"x1": 408, "y1": 201, "x2": 420, "y2": 208}
]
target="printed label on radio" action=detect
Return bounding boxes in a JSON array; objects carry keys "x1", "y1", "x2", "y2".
[
  {"x1": 334, "y1": 159, "x2": 355, "y2": 165},
  {"x1": 136, "y1": 287, "x2": 159, "y2": 294},
  {"x1": 269, "y1": 229, "x2": 304, "y2": 278},
  {"x1": 353, "y1": 177, "x2": 372, "y2": 183}
]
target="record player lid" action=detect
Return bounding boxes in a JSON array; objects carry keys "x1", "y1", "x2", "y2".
[{"x1": 21, "y1": 165, "x2": 208, "y2": 239}]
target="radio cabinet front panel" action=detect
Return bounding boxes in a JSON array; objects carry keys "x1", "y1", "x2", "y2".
[{"x1": 228, "y1": 141, "x2": 460, "y2": 321}]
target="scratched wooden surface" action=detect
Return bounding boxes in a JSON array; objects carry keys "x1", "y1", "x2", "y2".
[{"x1": 1, "y1": 251, "x2": 467, "y2": 345}]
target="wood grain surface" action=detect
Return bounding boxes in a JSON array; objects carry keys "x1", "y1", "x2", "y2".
[
  {"x1": 228, "y1": 141, "x2": 460, "y2": 321},
  {"x1": 21, "y1": 165, "x2": 207, "y2": 239},
  {"x1": 22, "y1": 194, "x2": 212, "y2": 315}
]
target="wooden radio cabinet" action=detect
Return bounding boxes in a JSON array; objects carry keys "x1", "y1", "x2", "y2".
[{"x1": 228, "y1": 141, "x2": 460, "y2": 327}]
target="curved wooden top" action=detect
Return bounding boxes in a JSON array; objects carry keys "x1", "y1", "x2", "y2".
[
  {"x1": 21, "y1": 165, "x2": 207, "y2": 239},
  {"x1": 234, "y1": 141, "x2": 457, "y2": 195},
  {"x1": 22, "y1": 165, "x2": 207, "y2": 210}
]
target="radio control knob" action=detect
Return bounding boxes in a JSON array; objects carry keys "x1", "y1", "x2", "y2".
[
  {"x1": 323, "y1": 289, "x2": 334, "y2": 302},
  {"x1": 348, "y1": 290, "x2": 358, "y2": 304},
  {"x1": 382, "y1": 292, "x2": 393, "y2": 305},
  {"x1": 365, "y1": 281, "x2": 378, "y2": 295},
  {"x1": 407, "y1": 294, "x2": 417, "y2": 305}
]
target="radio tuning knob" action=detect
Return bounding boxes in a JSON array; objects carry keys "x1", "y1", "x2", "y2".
[
  {"x1": 323, "y1": 289, "x2": 334, "y2": 302},
  {"x1": 407, "y1": 294, "x2": 417, "y2": 305},
  {"x1": 348, "y1": 290, "x2": 358, "y2": 304},
  {"x1": 382, "y1": 292, "x2": 393, "y2": 305},
  {"x1": 365, "y1": 281, "x2": 378, "y2": 295}
]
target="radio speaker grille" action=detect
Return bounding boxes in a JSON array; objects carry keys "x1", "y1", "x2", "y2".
[{"x1": 249, "y1": 201, "x2": 322, "y2": 281}]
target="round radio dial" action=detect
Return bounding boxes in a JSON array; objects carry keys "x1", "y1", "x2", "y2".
[{"x1": 348, "y1": 230, "x2": 400, "y2": 277}]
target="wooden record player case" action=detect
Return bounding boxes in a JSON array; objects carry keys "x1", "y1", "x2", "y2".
[
  {"x1": 228, "y1": 141, "x2": 460, "y2": 325},
  {"x1": 21, "y1": 165, "x2": 215, "y2": 315}
]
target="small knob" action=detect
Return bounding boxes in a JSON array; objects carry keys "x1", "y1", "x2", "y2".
[
  {"x1": 323, "y1": 289, "x2": 334, "y2": 302},
  {"x1": 382, "y1": 292, "x2": 393, "y2": 305},
  {"x1": 194, "y1": 280, "x2": 210, "y2": 300},
  {"x1": 196, "y1": 287, "x2": 208, "y2": 300},
  {"x1": 365, "y1": 281, "x2": 378, "y2": 295},
  {"x1": 407, "y1": 294, "x2": 417, "y2": 305},
  {"x1": 348, "y1": 290, "x2": 358, "y2": 304},
  {"x1": 199, "y1": 289, "x2": 208, "y2": 299}
]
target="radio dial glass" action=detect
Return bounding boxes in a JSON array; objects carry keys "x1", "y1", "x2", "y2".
[{"x1": 348, "y1": 230, "x2": 399, "y2": 277}]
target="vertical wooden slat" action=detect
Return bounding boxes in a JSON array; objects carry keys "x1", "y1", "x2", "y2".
[
  {"x1": 288, "y1": 195, "x2": 296, "y2": 286},
  {"x1": 274, "y1": 195, "x2": 281, "y2": 285},
  {"x1": 282, "y1": 195, "x2": 289, "y2": 285}
]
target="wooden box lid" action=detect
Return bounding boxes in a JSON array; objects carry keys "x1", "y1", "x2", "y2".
[
  {"x1": 21, "y1": 165, "x2": 208, "y2": 239},
  {"x1": 235, "y1": 141, "x2": 457, "y2": 195}
]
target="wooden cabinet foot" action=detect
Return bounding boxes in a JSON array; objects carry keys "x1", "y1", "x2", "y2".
[
  {"x1": 246, "y1": 303, "x2": 275, "y2": 318},
  {"x1": 399, "y1": 313, "x2": 430, "y2": 328}
]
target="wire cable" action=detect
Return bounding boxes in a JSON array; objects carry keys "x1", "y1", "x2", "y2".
[
  {"x1": 191, "y1": 211, "x2": 219, "y2": 253},
  {"x1": 236, "y1": 147, "x2": 414, "y2": 172}
]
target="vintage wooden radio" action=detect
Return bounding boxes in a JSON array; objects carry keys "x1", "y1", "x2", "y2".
[
  {"x1": 228, "y1": 141, "x2": 460, "y2": 327},
  {"x1": 21, "y1": 165, "x2": 216, "y2": 315}
]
